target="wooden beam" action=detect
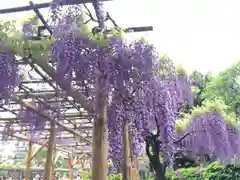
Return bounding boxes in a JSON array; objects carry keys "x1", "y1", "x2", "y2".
[
  {"x1": 125, "y1": 26, "x2": 153, "y2": 33},
  {"x1": 29, "y1": 57, "x2": 93, "y2": 113},
  {"x1": 16, "y1": 91, "x2": 65, "y2": 98},
  {"x1": 28, "y1": 141, "x2": 48, "y2": 163},
  {"x1": 0, "y1": 130, "x2": 75, "y2": 155},
  {"x1": 0, "y1": 114, "x2": 90, "y2": 121},
  {"x1": 0, "y1": 0, "x2": 112, "y2": 14},
  {"x1": 12, "y1": 96, "x2": 91, "y2": 143}
]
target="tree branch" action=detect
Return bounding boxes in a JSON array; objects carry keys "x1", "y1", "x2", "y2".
[
  {"x1": 173, "y1": 130, "x2": 196, "y2": 144},
  {"x1": 154, "y1": 116, "x2": 160, "y2": 136},
  {"x1": 83, "y1": 4, "x2": 98, "y2": 22}
]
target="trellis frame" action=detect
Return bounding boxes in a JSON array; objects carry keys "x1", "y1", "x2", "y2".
[
  {"x1": 0, "y1": 1, "x2": 153, "y2": 179},
  {"x1": 0, "y1": 0, "x2": 153, "y2": 156}
]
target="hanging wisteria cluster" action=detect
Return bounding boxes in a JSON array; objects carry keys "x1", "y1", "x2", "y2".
[
  {"x1": 176, "y1": 72, "x2": 193, "y2": 107},
  {"x1": 18, "y1": 101, "x2": 49, "y2": 137},
  {"x1": 28, "y1": 0, "x2": 195, "y2": 168},
  {"x1": 49, "y1": 0, "x2": 86, "y2": 37},
  {"x1": 52, "y1": 32, "x2": 191, "y2": 169},
  {"x1": 0, "y1": 47, "x2": 20, "y2": 104},
  {"x1": 176, "y1": 111, "x2": 240, "y2": 164},
  {"x1": 51, "y1": 33, "x2": 164, "y2": 157},
  {"x1": 48, "y1": 0, "x2": 187, "y2": 167}
]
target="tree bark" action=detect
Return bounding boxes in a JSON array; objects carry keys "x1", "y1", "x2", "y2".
[
  {"x1": 92, "y1": 76, "x2": 108, "y2": 180},
  {"x1": 155, "y1": 165, "x2": 166, "y2": 180},
  {"x1": 146, "y1": 140, "x2": 166, "y2": 180}
]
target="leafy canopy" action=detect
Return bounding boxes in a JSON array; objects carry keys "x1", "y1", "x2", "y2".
[{"x1": 203, "y1": 61, "x2": 240, "y2": 113}]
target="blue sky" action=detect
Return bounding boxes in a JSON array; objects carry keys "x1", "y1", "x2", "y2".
[{"x1": 1, "y1": 0, "x2": 240, "y2": 74}]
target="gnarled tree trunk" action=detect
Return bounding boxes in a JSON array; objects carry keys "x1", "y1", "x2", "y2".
[{"x1": 92, "y1": 76, "x2": 108, "y2": 180}]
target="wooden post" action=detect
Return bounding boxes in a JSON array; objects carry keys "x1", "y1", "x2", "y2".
[
  {"x1": 133, "y1": 158, "x2": 140, "y2": 180},
  {"x1": 68, "y1": 155, "x2": 73, "y2": 180},
  {"x1": 123, "y1": 120, "x2": 131, "y2": 180},
  {"x1": 50, "y1": 148, "x2": 57, "y2": 180},
  {"x1": 43, "y1": 120, "x2": 56, "y2": 180},
  {"x1": 129, "y1": 136, "x2": 140, "y2": 180},
  {"x1": 25, "y1": 141, "x2": 33, "y2": 180},
  {"x1": 80, "y1": 158, "x2": 86, "y2": 180},
  {"x1": 129, "y1": 132, "x2": 133, "y2": 180},
  {"x1": 92, "y1": 77, "x2": 108, "y2": 180},
  {"x1": 82, "y1": 159, "x2": 85, "y2": 171}
]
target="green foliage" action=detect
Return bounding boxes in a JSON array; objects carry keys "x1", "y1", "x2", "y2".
[
  {"x1": 55, "y1": 155, "x2": 65, "y2": 168},
  {"x1": 0, "y1": 16, "x2": 126, "y2": 63},
  {"x1": 166, "y1": 162, "x2": 240, "y2": 180},
  {"x1": 191, "y1": 70, "x2": 213, "y2": 86},
  {"x1": 176, "y1": 66, "x2": 187, "y2": 75},
  {"x1": 81, "y1": 171, "x2": 91, "y2": 180},
  {"x1": 203, "y1": 61, "x2": 240, "y2": 113},
  {"x1": 109, "y1": 173, "x2": 122, "y2": 180},
  {"x1": 80, "y1": 171, "x2": 122, "y2": 180},
  {"x1": 31, "y1": 147, "x2": 47, "y2": 166},
  {"x1": 166, "y1": 167, "x2": 201, "y2": 180},
  {"x1": 175, "y1": 99, "x2": 237, "y2": 132}
]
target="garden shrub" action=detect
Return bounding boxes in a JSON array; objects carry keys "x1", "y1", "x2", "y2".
[
  {"x1": 78, "y1": 162, "x2": 240, "y2": 179},
  {"x1": 166, "y1": 162, "x2": 240, "y2": 180},
  {"x1": 81, "y1": 171, "x2": 122, "y2": 180},
  {"x1": 81, "y1": 171, "x2": 91, "y2": 180},
  {"x1": 166, "y1": 166, "x2": 201, "y2": 180},
  {"x1": 108, "y1": 173, "x2": 122, "y2": 180}
]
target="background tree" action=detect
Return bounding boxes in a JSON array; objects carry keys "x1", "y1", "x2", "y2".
[
  {"x1": 203, "y1": 61, "x2": 240, "y2": 113},
  {"x1": 32, "y1": 147, "x2": 47, "y2": 167},
  {"x1": 190, "y1": 70, "x2": 213, "y2": 107}
]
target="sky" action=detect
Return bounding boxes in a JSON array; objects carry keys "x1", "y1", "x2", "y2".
[
  {"x1": 1, "y1": 0, "x2": 240, "y2": 74},
  {"x1": 0, "y1": 0, "x2": 240, "y2": 158}
]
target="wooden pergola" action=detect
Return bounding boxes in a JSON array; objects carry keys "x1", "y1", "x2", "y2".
[
  {"x1": 0, "y1": 0, "x2": 153, "y2": 179},
  {"x1": 0, "y1": 52, "x2": 94, "y2": 179},
  {"x1": 0, "y1": 56, "x2": 94, "y2": 153}
]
